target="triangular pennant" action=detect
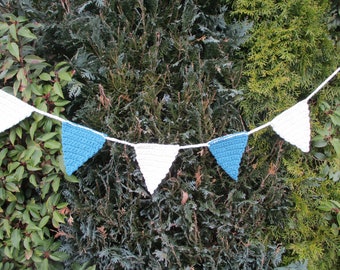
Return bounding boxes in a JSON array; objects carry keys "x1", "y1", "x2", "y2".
[
  {"x1": 208, "y1": 132, "x2": 248, "y2": 180},
  {"x1": 0, "y1": 90, "x2": 35, "y2": 133},
  {"x1": 270, "y1": 100, "x2": 310, "y2": 152},
  {"x1": 134, "y1": 143, "x2": 180, "y2": 194},
  {"x1": 62, "y1": 121, "x2": 106, "y2": 175}
]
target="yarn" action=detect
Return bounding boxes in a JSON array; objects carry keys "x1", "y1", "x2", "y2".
[
  {"x1": 62, "y1": 121, "x2": 106, "y2": 175},
  {"x1": 208, "y1": 132, "x2": 248, "y2": 180},
  {"x1": 271, "y1": 100, "x2": 310, "y2": 152},
  {"x1": 134, "y1": 143, "x2": 180, "y2": 194},
  {"x1": 0, "y1": 90, "x2": 34, "y2": 133}
]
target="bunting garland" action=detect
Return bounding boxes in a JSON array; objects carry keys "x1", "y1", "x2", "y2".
[{"x1": 0, "y1": 67, "x2": 339, "y2": 194}]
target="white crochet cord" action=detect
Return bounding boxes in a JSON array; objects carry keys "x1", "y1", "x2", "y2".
[
  {"x1": 305, "y1": 67, "x2": 340, "y2": 101},
  {"x1": 0, "y1": 67, "x2": 338, "y2": 148}
]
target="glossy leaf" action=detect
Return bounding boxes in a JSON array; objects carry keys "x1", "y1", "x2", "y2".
[
  {"x1": 18, "y1": 26, "x2": 37, "y2": 39},
  {"x1": 53, "y1": 81, "x2": 64, "y2": 98},
  {"x1": 24, "y1": 55, "x2": 45, "y2": 64},
  {"x1": 7, "y1": 42, "x2": 20, "y2": 61},
  {"x1": 10, "y1": 229, "x2": 21, "y2": 249}
]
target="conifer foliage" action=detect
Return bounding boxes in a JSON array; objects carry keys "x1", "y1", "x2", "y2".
[
  {"x1": 0, "y1": 0, "x2": 339, "y2": 269},
  {"x1": 37, "y1": 0, "x2": 286, "y2": 269}
]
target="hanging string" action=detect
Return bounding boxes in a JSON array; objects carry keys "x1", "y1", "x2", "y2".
[
  {"x1": 105, "y1": 136, "x2": 136, "y2": 147},
  {"x1": 32, "y1": 107, "x2": 66, "y2": 123},
  {"x1": 179, "y1": 143, "x2": 209, "y2": 150},
  {"x1": 305, "y1": 67, "x2": 340, "y2": 101},
  {"x1": 247, "y1": 122, "x2": 272, "y2": 135},
  {"x1": 7, "y1": 67, "x2": 339, "y2": 149}
]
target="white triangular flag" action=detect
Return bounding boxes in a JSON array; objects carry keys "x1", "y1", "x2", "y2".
[
  {"x1": 134, "y1": 143, "x2": 180, "y2": 194},
  {"x1": 271, "y1": 100, "x2": 310, "y2": 152},
  {"x1": 0, "y1": 90, "x2": 35, "y2": 133}
]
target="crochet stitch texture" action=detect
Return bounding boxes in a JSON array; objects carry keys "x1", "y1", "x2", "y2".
[
  {"x1": 134, "y1": 143, "x2": 180, "y2": 194},
  {"x1": 271, "y1": 100, "x2": 310, "y2": 152},
  {"x1": 208, "y1": 132, "x2": 248, "y2": 180},
  {"x1": 0, "y1": 90, "x2": 34, "y2": 133},
  {"x1": 62, "y1": 121, "x2": 106, "y2": 175}
]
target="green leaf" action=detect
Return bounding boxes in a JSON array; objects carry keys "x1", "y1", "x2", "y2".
[
  {"x1": 18, "y1": 26, "x2": 37, "y2": 39},
  {"x1": 9, "y1": 23, "x2": 18, "y2": 41},
  {"x1": 6, "y1": 191, "x2": 17, "y2": 202},
  {"x1": 2, "y1": 68, "x2": 18, "y2": 81},
  {"x1": 56, "y1": 202, "x2": 68, "y2": 209},
  {"x1": 53, "y1": 211, "x2": 65, "y2": 225},
  {"x1": 313, "y1": 152, "x2": 326, "y2": 160},
  {"x1": 54, "y1": 100, "x2": 71, "y2": 107},
  {"x1": 44, "y1": 140, "x2": 61, "y2": 150},
  {"x1": 5, "y1": 182, "x2": 20, "y2": 193},
  {"x1": 0, "y1": 148, "x2": 8, "y2": 164},
  {"x1": 49, "y1": 251, "x2": 69, "y2": 262},
  {"x1": 14, "y1": 165, "x2": 25, "y2": 181},
  {"x1": 13, "y1": 80, "x2": 20, "y2": 96},
  {"x1": 26, "y1": 223, "x2": 42, "y2": 233},
  {"x1": 37, "y1": 132, "x2": 58, "y2": 142},
  {"x1": 0, "y1": 22, "x2": 9, "y2": 35},
  {"x1": 337, "y1": 213, "x2": 340, "y2": 226},
  {"x1": 15, "y1": 126, "x2": 23, "y2": 139},
  {"x1": 330, "y1": 114, "x2": 340, "y2": 126},
  {"x1": 330, "y1": 138, "x2": 340, "y2": 156},
  {"x1": 1, "y1": 58, "x2": 14, "y2": 71},
  {"x1": 7, "y1": 42, "x2": 20, "y2": 61},
  {"x1": 41, "y1": 182, "x2": 51, "y2": 199},
  {"x1": 330, "y1": 200, "x2": 340, "y2": 209},
  {"x1": 24, "y1": 55, "x2": 45, "y2": 64},
  {"x1": 29, "y1": 121, "x2": 38, "y2": 140},
  {"x1": 2, "y1": 218, "x2": 11, "y2": 237},
  {"x1": 39, "y1": 72, "x2": 52, "y2": 81},
  {"x1": 11, "y1": 229, "x2": 21, "y2": 249},
  {"x1": 29, "y1": 174, "x2": 38, "y2": 188},
  {"x1": 4, "y1": 246, "x2": 13, "y2": 259},
  {"x1": 55, "y1": 61, "x2": 69, "y2": 70},
  {"x1": 64, "y1": 174, "x2": 79, "y2": 183},
  {"x1": 53, "y1": 81, "x2": 64, "y2": 98},
  {"x1": 16, "y1": 67, "x2": 26, "y2": 81},
  {"x1": 0, "y1": 188, "x2": 5, "y2": 200},
  {"x1": 52, "y1": 177, "x2": 60, "y2": 192},
  {"x1": 39, "y1": 216, "x2": 50, "y2": 228},
  {"x1": 312, "y1": 138, "x2": 327, "y2": 148},
  {"x1": 8, "y1": 161, "x2": 20, "y2": 173},
  {"x1": 23, "y1": 237, "x2": 31, "y2": 250},
  {"x1": 9, "y1": 128, "x2": 17, "y2": 145},
  {"x1": 40, "y1": 258, "x2": 49, "y2": 269},
  {"x1": 58, "y1": 70, "x2": 72, "y2": 82},
  {"x1": 318, "y1": 201, "x2": 333, "y2": 212}
]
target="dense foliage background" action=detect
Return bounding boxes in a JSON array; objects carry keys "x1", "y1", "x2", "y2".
[{"x1": 0, "y1": 0, "x2": 339, "y2": 269}]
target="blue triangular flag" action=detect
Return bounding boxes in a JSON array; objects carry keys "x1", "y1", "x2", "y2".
[
  {"x1": 62, "y1": 121, "x2": 106, "y2": 175},
  {"x1": 208, "y1": 132, "x2": 248, "y2": 180}
]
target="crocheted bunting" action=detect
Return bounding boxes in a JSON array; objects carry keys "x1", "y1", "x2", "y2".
[
  {"x1": 0, "y1": 90, "x2": 34, "y2": 133},
  {"x1": 62, "y1": 121, "x2": 106, "y2": 175},
  {"x1": 134, "y1": 143, "x2": 180, "y2": 194},
  {"x1": 208, "y1": 132, "x2": 248, "y2": 181},
  {"x1": 271, "y1": 100, "x2": 310, "y2": 152}
]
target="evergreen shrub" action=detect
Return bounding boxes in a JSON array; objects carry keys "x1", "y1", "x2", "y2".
[{"x1": 0, "y1": 13, "x2": 75, "y2": 269}]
